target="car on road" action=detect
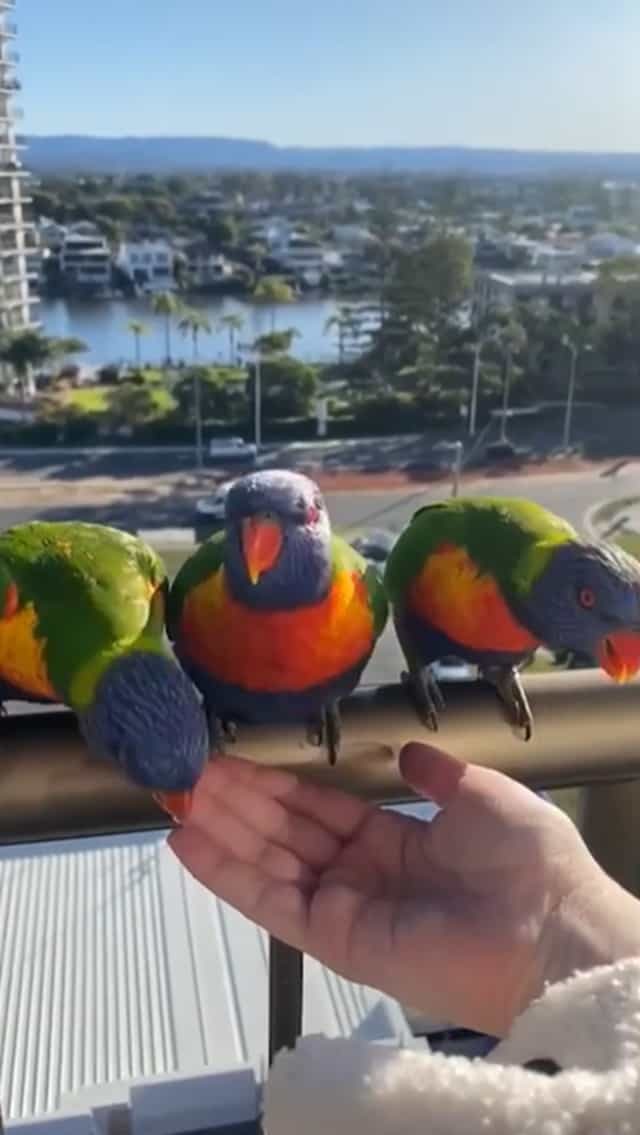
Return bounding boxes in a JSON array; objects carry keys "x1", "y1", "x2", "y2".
[
  {"x1": 350, "y1": 528, "x2": 397, "y2": 565},
  {"x1": 431, "y1": 656, "x2": 479, "y2": 683},
  {"x1": 195, "y1": 479, "x2": 236, "y2": 523},
  {"x1": 208, "y1": 436, "x2": 257, "y2": 464}
]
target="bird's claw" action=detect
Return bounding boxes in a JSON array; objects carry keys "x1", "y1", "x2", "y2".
[
  {"x1": 486, "y1": 667, "x2": 534, "y2": 742},
  {"x1": 401, "y1": 668, "x2": 444, "y2": 732},
  {"x1": 209, "y1": 713, "x2": 238, "y2": 753},
  {"x1": 306, "y1": 704, "x2": 341, "y2": 766}
]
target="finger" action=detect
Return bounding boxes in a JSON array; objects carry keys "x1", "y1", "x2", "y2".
[
  {"x1": 399, "y1": 741, "x2": 468, "y2": 807},
  {"x1": 168, "y1": 827, "x2": 309, "y2": 948},
  {"x1": 196, "y1": 759, "x2": 342, "y2": 867},
  {"x1": 188, "y1": 790, "x2": 314, "y2": 884},
  {"x1": 203, "y1": 754, "x2": 372, "y2": 839}
]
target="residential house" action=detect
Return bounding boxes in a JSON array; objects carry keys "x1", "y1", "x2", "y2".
[
  {"x1": 270, "y1": 230, "x2": 330, "y2": 286},
  {"x1": 116, "y1": 238, "x2": 175, "y2": 294},
  {"x1": 183, "y1": 240, "x2": 234, "y2": 289},
  {"x1": 58, "y1": 223, "x2": 112, "y2": 294},
  {"x1": 472, "y1": 267, "x2": 597, "y2": 323},
  {"x1": 329, "y1": 224, "x2": 376, "y2": 250}
]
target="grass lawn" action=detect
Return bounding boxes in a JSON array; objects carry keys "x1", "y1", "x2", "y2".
[{"x1": 56, "y1": 383, "x2": 176, "y2": 416}]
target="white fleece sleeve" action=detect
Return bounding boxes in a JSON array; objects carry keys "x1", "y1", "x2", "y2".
[{"x1": 262, "y1": 957, "x2": 640, "y2": 1135}]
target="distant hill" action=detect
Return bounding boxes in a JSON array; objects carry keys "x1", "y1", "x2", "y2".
[{"x1": 23, "y1": 135, "x2": 640, "y2": 177}]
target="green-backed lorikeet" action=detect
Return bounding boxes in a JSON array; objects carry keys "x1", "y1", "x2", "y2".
[
  {"x1": 384, "y1": 496, "x2": 640, "y2": 740},
  {"x1": 0, "y1": 520, "x2": 209, "y2": 816},
  {"x1": 167, "y1": 469, "x2": 388, "y2": 765}
]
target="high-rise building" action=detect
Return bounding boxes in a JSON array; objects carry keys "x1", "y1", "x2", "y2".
[{"x1": 0, "y1": 0, "x2": 38, "y2": 333}]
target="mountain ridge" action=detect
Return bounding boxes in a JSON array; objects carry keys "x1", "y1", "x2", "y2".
[{"x1": 22, "y1": 135, "x2": 640, "y2": 177}]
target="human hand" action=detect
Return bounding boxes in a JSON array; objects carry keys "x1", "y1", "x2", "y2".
[{"x1": 168, "y1": 743, "x2": 640, "y2": 1036}]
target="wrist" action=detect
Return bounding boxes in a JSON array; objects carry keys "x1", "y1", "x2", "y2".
[{"x1": 536, "y1": 866, "x2": 640, "y2": 997}]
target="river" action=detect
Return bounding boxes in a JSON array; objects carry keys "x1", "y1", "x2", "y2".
[{"x1": 39, "y1": 294, "x2": 344, "y2": 368}]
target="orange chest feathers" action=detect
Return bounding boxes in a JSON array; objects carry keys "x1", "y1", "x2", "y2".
[
  {"x1": 407, "y1": 542, "x2": 539, "y2": 654},
  {"x1": 0, "y1": 600, "x2": 57, "y2": 700},
  {"x1": 179, "y1": 567, "x2": 375, "y2": 692}
]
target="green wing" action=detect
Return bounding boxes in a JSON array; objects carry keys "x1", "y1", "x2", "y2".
[
  {"x1": 385, "y1": 496, "x2": 577, "y2": 605},
  {"x1": 167, "y1": 530, "x2": 225, "y2": 641},
  {"x1": 0, "y1": 521, "x2": 167, "y2": 699},
  {"x1": 332, "y1": 533, "x2": 388, "y2": 640}
]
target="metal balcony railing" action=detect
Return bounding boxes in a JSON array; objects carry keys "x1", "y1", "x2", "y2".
[{"x1": 2, "y1": 668, "x2": 640, "y2": 1063}]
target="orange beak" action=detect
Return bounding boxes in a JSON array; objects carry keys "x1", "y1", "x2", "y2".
[
  {"x1": 597, "y1": 630, "x2": 640, "y2": 683},
  {"x1": 153, "y1": 789, "x2": 194, "y2": 824},
  {"x1": 241, "y1": 515, "x2": 283, "y2": 585}
]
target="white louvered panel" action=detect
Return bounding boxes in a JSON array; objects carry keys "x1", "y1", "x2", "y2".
[{"x1": 0, "y1": 830, "x2": 414, "y2": 1123}]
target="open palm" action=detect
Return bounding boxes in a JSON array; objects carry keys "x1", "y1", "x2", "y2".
[{"x1": 169, "y1": 742, "x2": 595, "y2": 1036}]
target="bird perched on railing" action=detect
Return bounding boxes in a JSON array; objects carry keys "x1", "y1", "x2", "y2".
[
  {"x1": 385, "y1": 496, "x2": 640, "y2": 740},
  {"x1": 167, "y1": 469, "x2": 388, "y2": 765},
  {"x1": 0, "y1": 521, "x2": 209, "y2": 819}
]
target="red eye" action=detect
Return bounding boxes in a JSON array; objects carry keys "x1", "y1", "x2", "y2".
[{"x1": 579, "y1": 587, "x2": 595, "y2": 609}]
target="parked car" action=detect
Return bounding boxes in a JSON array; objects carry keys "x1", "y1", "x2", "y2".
[
  {"x1": 208, "y1": 436, "x2": 257, "y2": 463},
  {"x1": 431, "y1": 656, "x2": 478, "y2": 683},
  {"x1": 350, "y1": 528, "x2": 397, "y2": 565},
  {"x1": 195, "y1": 479, "x2": 236, "y2": 523}
]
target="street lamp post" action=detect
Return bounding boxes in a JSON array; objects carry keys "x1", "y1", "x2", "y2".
[
  {"x1": 193, "y1": 370, "x2": 204, "y2": 470},
  {"x1": 468, "y1": 341, "x2": 482, "y2": 438},
  {"x1": 499, "y1": 346, "x2": 513, "y2": 444},
  {"x1": 434, "y1": 439, "x2": 464, "y2": 497},
  {"x1": 562, "y1": 335, "x2": 578, "y2": 453},
  {"x1": 239, "y1": 340, "x2": 263, "y2": 453},
  {"x1": 254, "y1": 349, "x2": 262, "y2": 452}
]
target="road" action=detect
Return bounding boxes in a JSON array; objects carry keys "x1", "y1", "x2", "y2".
[{"x1": 0, "y1": 462, "x2": 636, "y2": 690}]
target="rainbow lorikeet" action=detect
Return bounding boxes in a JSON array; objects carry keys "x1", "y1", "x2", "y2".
[
  {"x1": 167, "y1": 470, "x2": 388, "y2": 765},
  {"x1": 384, "y1": 496, "x2": 640, "y2": 740},
  {"x1": 0, "y1": 521, "x2": 209, "y2": 817}
]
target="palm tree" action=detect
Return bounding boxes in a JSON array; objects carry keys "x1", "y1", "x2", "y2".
[
  {"x1": 150, "y1": 291, "x2": 181, "y2": 366},
  {"x1": 253, "y1": 275, "x2": 295, "y2": 331},
  {"x1": 324, "y1": 306, "x2": 361, "y2": 365},
  {"x1": 0, "y1": 329, "x2": 87, "y2": 401},
  {"x1": 178, "y1": 308, "x2": 212, "y2": 362},
  {"x1": 127, "y1": 320, "x2": 148, "y2": 368},
  {"x1": 218, "y1": 312, "x2": 244, "y2": 365},
  {"x1": 178, "y1": 308, "x2": 212, "y2": 469}
]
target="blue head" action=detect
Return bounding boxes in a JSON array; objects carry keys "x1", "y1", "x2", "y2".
[
  {"x1": 223, "y1": 469, "x2": 332, "y2": 609},
  {"x1": 78, "y1": 650, "x2": 210, "y2": 821},
  {"x1": 519, "y1": 540, "x2": 640, "y2": 680}
]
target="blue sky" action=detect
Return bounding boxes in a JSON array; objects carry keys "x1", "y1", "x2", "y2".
[{"x1": 16, "y1": 0, "x2": 640, "y2": 149}]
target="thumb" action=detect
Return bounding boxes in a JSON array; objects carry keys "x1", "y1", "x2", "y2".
[{"x1": 399, "y1": 741, "x2": 468, "y2": 807}]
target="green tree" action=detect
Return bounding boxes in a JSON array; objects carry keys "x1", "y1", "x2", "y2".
[
  {"x1": 173, "y1": 366, "x2": 247, "y2": 423},
  {"x1": 385, "y1": 233, "x2": 473, "y2": 332},
  {"x1": 247, "y1": 354, "x2": 317, "y2": 419},
  {"x1": 204, "y1": 214, "x2": 238, "y2": 248},
  {"x1": 0, "y1": 330, "x2": 87, "y2": 400},
  {"x1": 324, "y1": 305, "x2": 371, "y2": 365},
  {"x1": 151, "y1": 291, "x2": 181, "y2": 365},
  {"x1": 106, "y1": 383, "x2": 160, "y2": 430},
  {"x1": 218, "y1": 312, "x2": 244, "y2": 365},
  {"x1": 253, "y1": 327, "x2": 299, "y2": 355},
  {"x1": 178, "y1": 308, "x2": 212, "y2": 362},
  {"x1": 127, "y1": 320, "x2": 148, "y2": 367},
  {"x1": 253, "y1": 275, "x2": 296, "y2": 331}
]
